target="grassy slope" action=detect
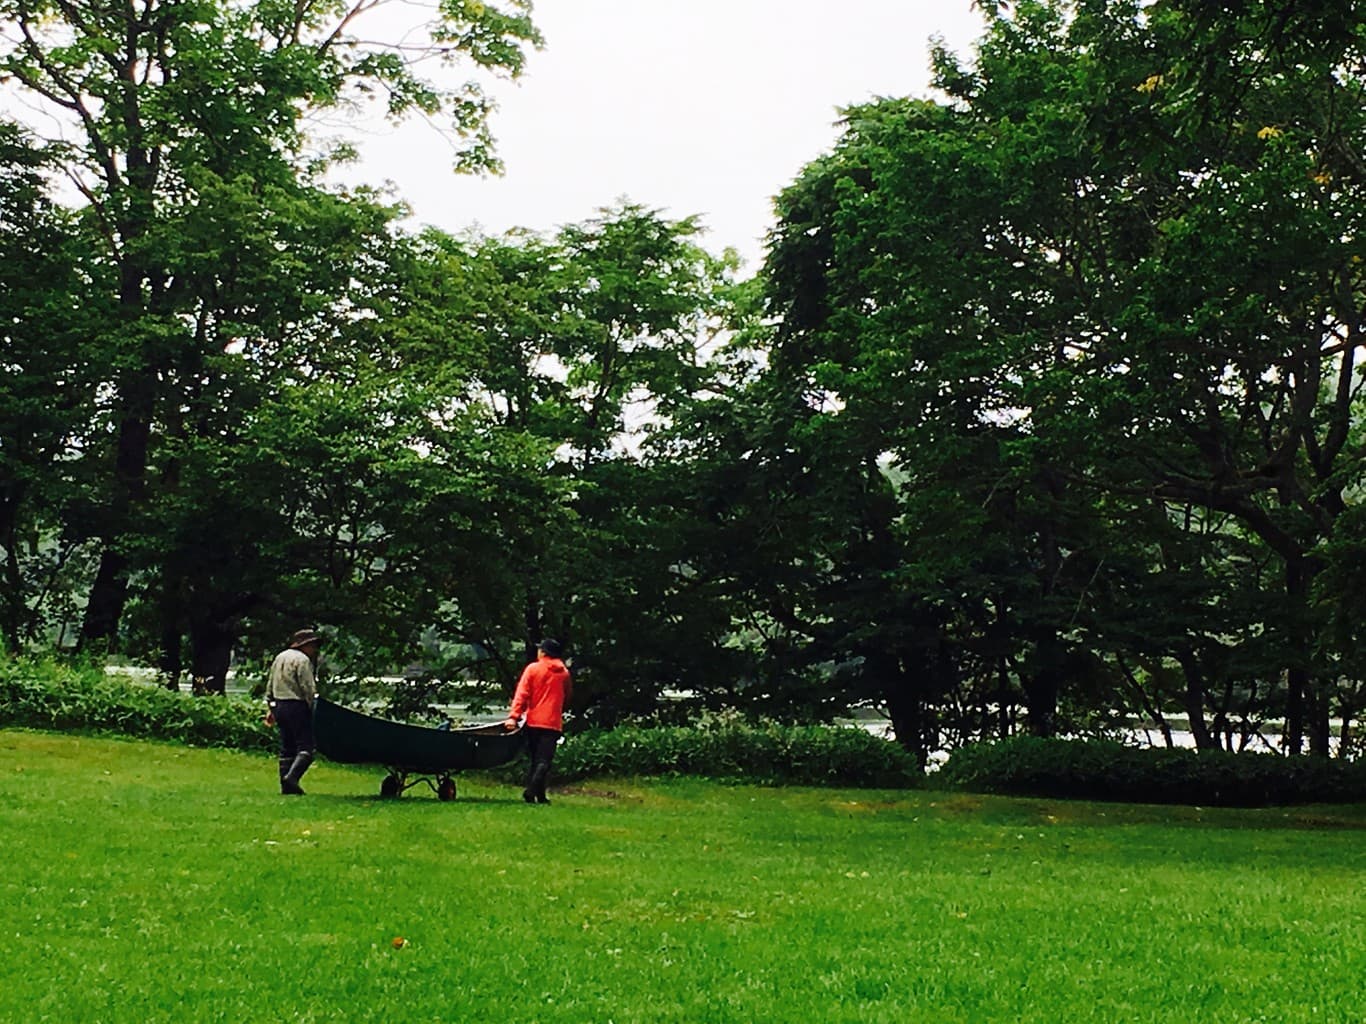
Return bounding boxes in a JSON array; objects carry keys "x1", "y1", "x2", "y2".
[{"x1": 2, "y1": 729, "x2": 1364, "y2": 1023}]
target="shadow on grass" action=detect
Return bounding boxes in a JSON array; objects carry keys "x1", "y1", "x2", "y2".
[
  {"x1": 303, "y1": 787, "x2": 527, "y2": 807},
  {"x1": 947, "y1": 792, "x2": 1366, "y2": 832}
]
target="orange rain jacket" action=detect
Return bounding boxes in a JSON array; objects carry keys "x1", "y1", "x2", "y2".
[{"x1": 507, "y1": 655, "x2": 573, "y2": 732}]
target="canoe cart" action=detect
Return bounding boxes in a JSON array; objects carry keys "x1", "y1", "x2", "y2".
[{"x1": 313, "y1": 697, "x2": 523, "y2": 800}]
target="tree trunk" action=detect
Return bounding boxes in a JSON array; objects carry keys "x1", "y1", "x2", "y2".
[
  {"x1": 1117, "y1": 655, "x2": 1174, "y2": 748},
  {"x1": 79, "y1": 332, "x2": 156, "y2": 649},
  {"x1": 1174, "y1": 648, "x2": 1218, "y2": 750},
  {"x1": 1, "y1": 490, "x2": 21, "y2": 650},
  {"x1": 523, "y1": 590, "x2": 541, "y2": 665},
  {"x1": 996, "y1": 656, "x2": 1012, "y2": 740},
  {"x1": 869, "y1": 648, "x2": 928, "y2": 770},
  {"x1": 189, "y1": 618, "x2": 234, "y2": 695},
  {"x1": 1024, "y1": 633, "x2": 1061, "y2": 738},
  {"x1": 1284, "y1": 669, "x2": 1305, "y2": 755},
  {"x1": 1307, "y1": 680, "x2": 1331, "y2": 757},
  {"x1": 157, "y1": 568, "x2": 184, "y2": 690},
  {"x1": 188, "y1": 596, "x2": 256, "y2": 696},
  {"x1": 80, "y1": 138, "x2": 160, "y2": 647},
  {"x1": 1284, "y1": 557, "x2": 1331, "y2": 756},
  {"x1": 159, "y1": 626, "x2": 182, "y2": 691},
  {"x1": 81, "y1": 549, "x2": 131, "y2": 651}
]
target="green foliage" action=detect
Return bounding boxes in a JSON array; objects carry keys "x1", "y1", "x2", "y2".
[
  {"x1": 0, "y1": 0, "x2": 540, "y2": 663},
  {"x1": 732, "y1": 0, "x2": 1366, "y2": 756},
  {"x1": 7, "y1": 0, "x2": 1366, "y2": 779},
  {"x1": 0, "y1": 124, "x2": 107, "y2": 649},
  {"x1": 940, "y1": 735, "x2": 1366, "y2": 807},
  {"x1": 0, "y1": 656, "x2": 272, "y2": 752},
  {"x1": 552, "y1": 714, "x2": 921, "y2": 788}
]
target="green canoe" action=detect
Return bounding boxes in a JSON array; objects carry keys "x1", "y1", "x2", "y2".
[{"x1": 313, "y1": 697, "x2": 523, "y2": 799}]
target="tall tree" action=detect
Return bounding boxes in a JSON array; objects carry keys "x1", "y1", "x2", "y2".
[
  {"x1": 439, "y1": 205, "x2": 742, "y2": 708},
  {"x1": 0, "y1": 123, "x2": 109, "y2": 648},
  {"x1": 1031, "y1": 0, "x2": 1366, "y2": 753},
  {"x1": 0, "y1": 0, "x2": 540, "y2": 649},
  {"x1": 744, "y1": 0, "x2": 1366, "y2": 755}
]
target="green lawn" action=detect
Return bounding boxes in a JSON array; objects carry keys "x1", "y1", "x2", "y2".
[{"x1": 2, "y1": 729, "x2": 1364, "y2": 1023}]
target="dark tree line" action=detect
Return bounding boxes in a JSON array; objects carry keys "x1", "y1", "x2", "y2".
[{"x1": 3, "y1": 0, "x2": 1365, "y2": 767}]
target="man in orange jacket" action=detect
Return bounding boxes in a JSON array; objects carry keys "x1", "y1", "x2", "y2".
[{"x1": 504, "y1": 638, "x2": 573, "y2": 804}]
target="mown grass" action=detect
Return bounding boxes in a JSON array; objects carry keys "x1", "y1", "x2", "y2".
[{"x1": 3, "y1": 729, "x2": 1364, "y2": 1023}]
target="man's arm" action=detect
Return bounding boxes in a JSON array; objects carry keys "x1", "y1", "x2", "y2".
[
  {"x1": 505, "y1": 665, "x2": 532, "y2": 728},
  {"x1": 300, "y1": 657, "x2": 317, "y2": 707}
]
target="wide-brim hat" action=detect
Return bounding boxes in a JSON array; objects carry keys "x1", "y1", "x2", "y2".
[{"x1": 289, "y1": 629, "x2": 324, "y2": 648}]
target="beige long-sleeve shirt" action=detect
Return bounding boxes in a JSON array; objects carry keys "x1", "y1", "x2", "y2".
[{"x1": 267, "y1": 648, "x2": 317, "y2": 706}]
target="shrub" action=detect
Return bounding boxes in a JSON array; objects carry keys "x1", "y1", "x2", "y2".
[
  {"x1": 0, "y1": 656, "x2": 274, "y2": 752},
  {"x1": 938, "y1": 735, "x2": 1366, "y2": 807},
  {"x1": 552, "y1": 713, "x2": 921, "y2": 788}
]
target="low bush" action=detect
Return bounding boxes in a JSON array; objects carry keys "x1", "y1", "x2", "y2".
[
  {"x1": 0, "y1": 656, "x2": 273, "y2": 752},
  {"x1": 938, "y1": 735, "x2": 1366, "y2": 807},
  {"x1": 552, "y1": 713, "x2": 920, "y2": 788}
]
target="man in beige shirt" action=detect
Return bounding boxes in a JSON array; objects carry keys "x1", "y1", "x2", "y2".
[{"x1": 267, "y1": 629, "x2": 322, "y2": 795}]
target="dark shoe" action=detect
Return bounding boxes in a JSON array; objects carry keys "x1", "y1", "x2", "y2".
[
  {"x1": 535, "y1": 795, "x2": 550, "y2": 805},
  {"x1": 282, "y1": 751, "x2": 313, "y2": 795},
  {"x1": 522, "y1": 790, "x2": 536, "y2": 803}
]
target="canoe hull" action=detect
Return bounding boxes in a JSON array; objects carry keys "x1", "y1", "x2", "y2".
[{"x1": 313, "y1": 697, "x2": 522, "y2": 773}]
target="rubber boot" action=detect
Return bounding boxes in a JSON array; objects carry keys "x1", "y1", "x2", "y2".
[
  {"x1": 526, "y1": 759, "x2": 551, "y2": 804},
  {"x1": 282, "y1": 751, "x2": 314, "y2": 795},
  {"x1": 278, "y1": 757, "x2": 293, "y2": 794}
]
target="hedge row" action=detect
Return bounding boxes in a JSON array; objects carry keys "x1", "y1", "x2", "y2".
[
  {"x1": 0, "y1": 657, "x2": 274, "y2": 752},
  {"x1": 938, "y1": 735, "x2": 1366, "y2": 807},
  {"x1": 552, "y1": 717, "x2": 921, "y2": 788}
]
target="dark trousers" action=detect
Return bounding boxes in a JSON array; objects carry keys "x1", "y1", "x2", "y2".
[
  {"x1": 523, "y1": 726, "x2": 560, "y2": 801},
  {"x1": 274, "y1": 699, "x2": 315, "y2": 790},
  {"x1": 274, "y1": 699, "x2": 314, "y2": 759}
]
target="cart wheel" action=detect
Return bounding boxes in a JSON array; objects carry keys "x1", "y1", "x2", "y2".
[
  {"x1": 437, "y1": 776, "x2": 457, "y2": 802},
  {"x1": 380, "y1": 774, "x2": 402, "y2": 799}
]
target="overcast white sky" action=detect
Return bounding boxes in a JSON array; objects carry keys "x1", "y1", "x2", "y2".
[{"x1": 341, "y1": 0, "x2": 987, "y2": 270}]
